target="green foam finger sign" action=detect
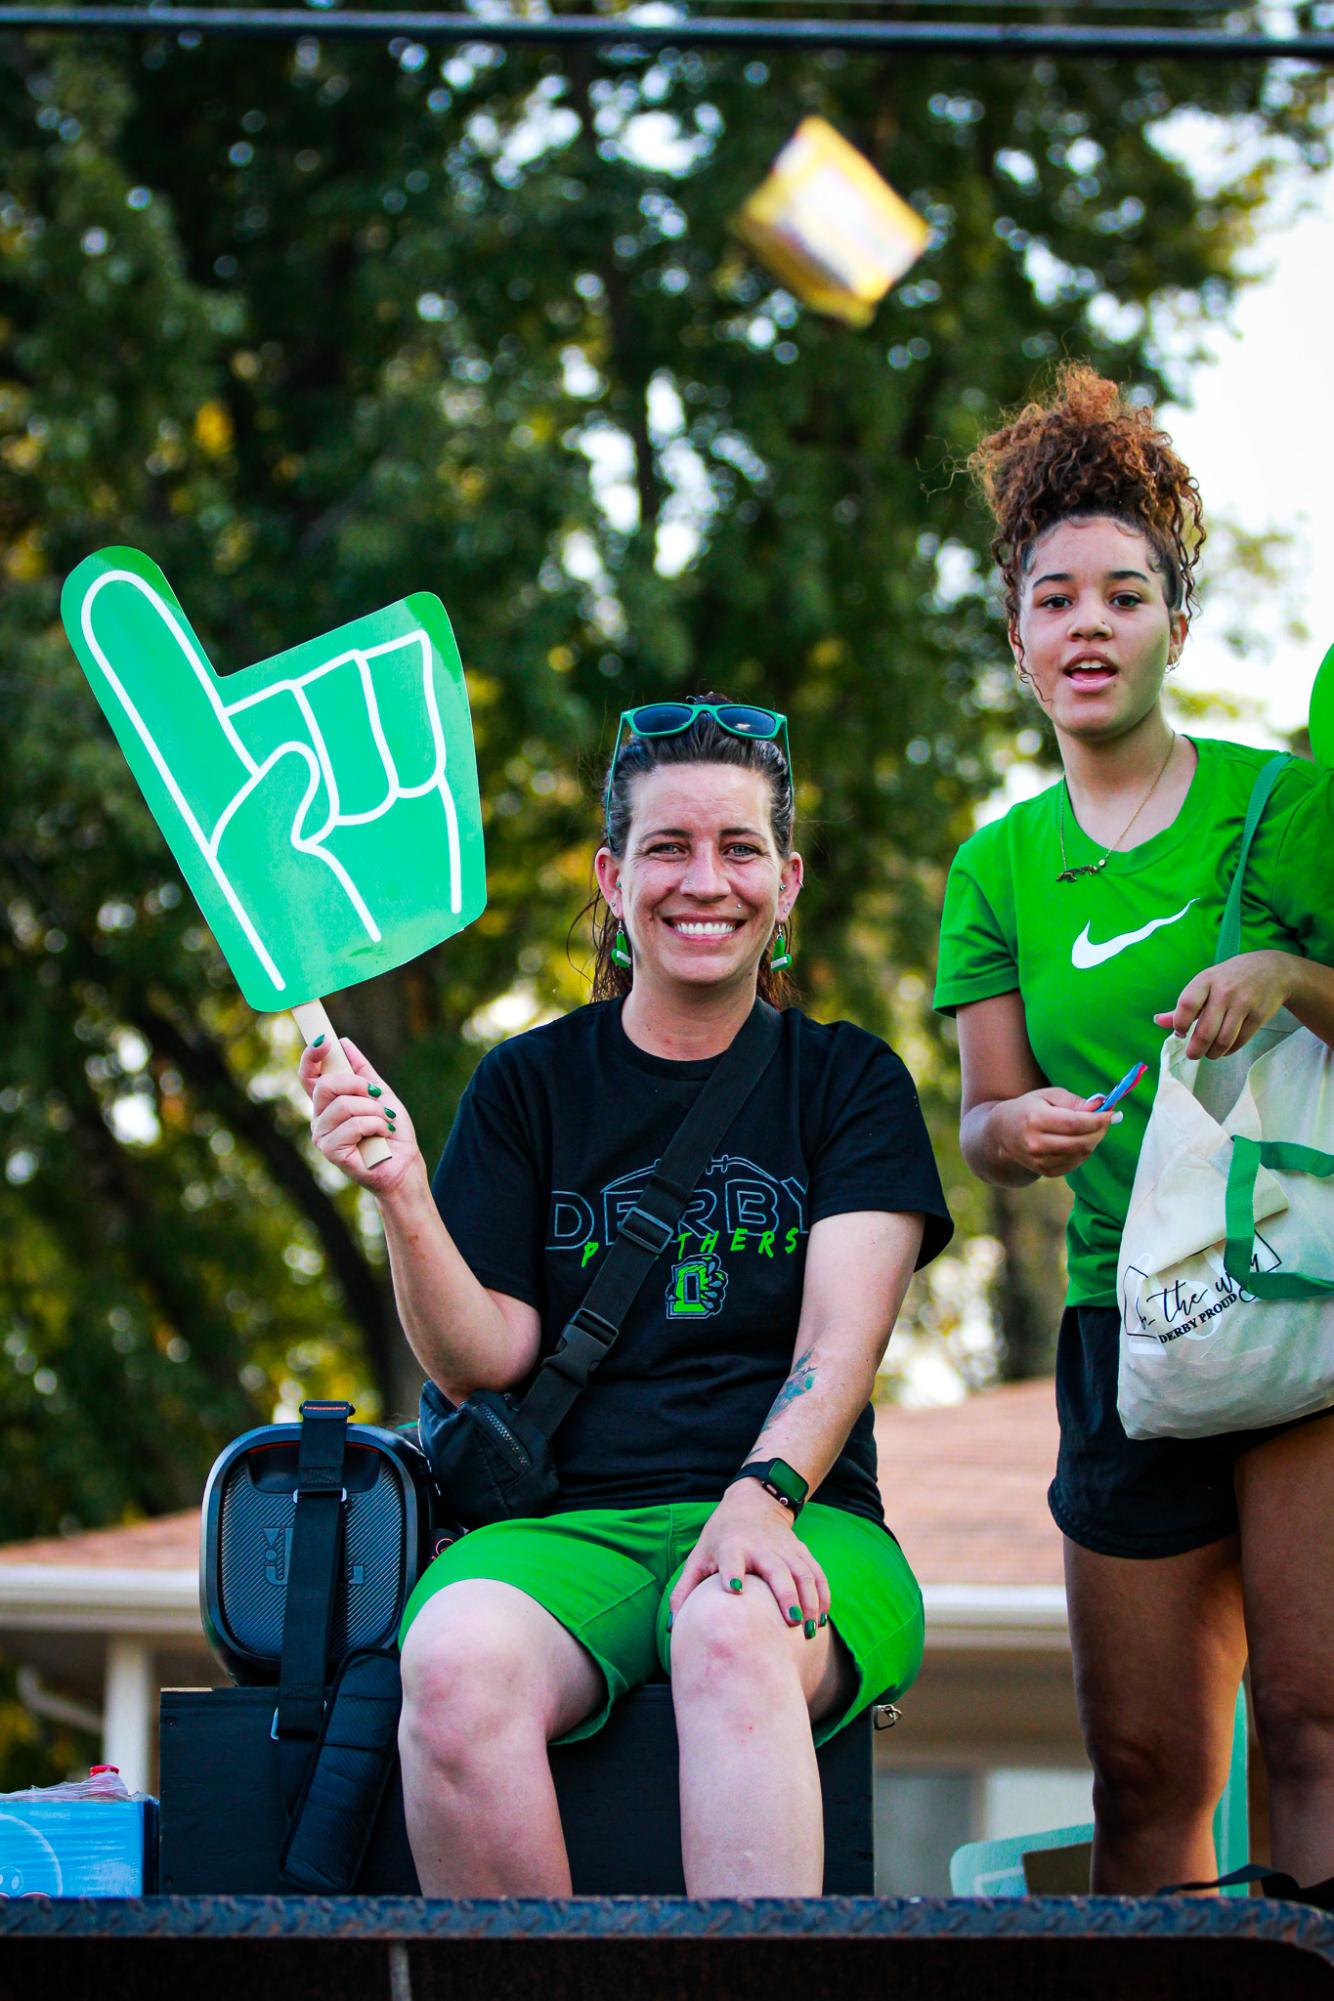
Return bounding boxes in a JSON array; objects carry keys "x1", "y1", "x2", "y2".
[{"x1": 62, "y1": 546, "x2": 486, "y2": 1012}]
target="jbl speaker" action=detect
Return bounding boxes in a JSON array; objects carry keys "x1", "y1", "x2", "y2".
[{"x1": 200, "y1": 1420, "x2": 436, "y2": 1683}]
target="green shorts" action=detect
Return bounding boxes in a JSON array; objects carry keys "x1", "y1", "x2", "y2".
[{"x1": 398, "y1": 1500, "x2": 924, "y2": 1747}]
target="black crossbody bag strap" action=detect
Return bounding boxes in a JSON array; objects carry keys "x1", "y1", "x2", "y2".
[
  {"x1": 272, "y1": 1399, "x2": 351, "y2": 1796},
  {"x1": 520, "y1": 999, "x2": 783, "y2": 1440}
]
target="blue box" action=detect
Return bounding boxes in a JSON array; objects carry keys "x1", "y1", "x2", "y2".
[{"x1": 0, "y1": 1797, "x2": 158, "y2": 1897}]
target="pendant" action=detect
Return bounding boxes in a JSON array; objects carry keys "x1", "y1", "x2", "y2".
[{"x1": 1056, "y1": 861, "x2": 1106, "y2": 882}]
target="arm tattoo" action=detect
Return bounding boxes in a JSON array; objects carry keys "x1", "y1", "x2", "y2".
[{"x1": 761, "y1": 1348, "x2": 817, "y2": 1430}]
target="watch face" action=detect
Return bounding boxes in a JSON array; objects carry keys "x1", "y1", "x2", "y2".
[{"x1": 767, "y1": 1458, "x2": 808, "y2": 1507}]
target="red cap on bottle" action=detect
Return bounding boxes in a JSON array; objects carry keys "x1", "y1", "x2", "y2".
[{"x1": 89, "y1": 1764, "x2": 120, "y2": 1775}]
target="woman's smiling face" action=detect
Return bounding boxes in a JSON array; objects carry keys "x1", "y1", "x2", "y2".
[
  {"x1": 595, "y1": 762, "x2": 801, "y2": 999},
  {"x1": 1011, "y1": 515, "x2": 1187, "y2": 743}
]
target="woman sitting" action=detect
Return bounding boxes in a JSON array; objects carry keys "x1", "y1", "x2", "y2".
[{"x1": 303, "y1": 697, "x2": 952, "y2": 1896}]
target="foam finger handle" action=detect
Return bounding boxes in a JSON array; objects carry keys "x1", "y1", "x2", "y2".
[{"x1": 292, "y1": 998, "x2": 392, "y2": 1168}]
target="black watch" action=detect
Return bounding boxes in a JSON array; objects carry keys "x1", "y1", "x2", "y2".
[{"x1": 735, "y1": 1457, "x2": 809, "y2": 1518}]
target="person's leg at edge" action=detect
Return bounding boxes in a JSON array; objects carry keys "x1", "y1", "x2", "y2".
[
  {"x1": 1235, "y1": 1412, "x2": 1334, "y2": 1888},
  {"x1": 1064, "y1": 1533, "x2": 1247, "y2": 1893},
  {"x1": 398, "y1": 1577, "x2": 605, "y2": 1895},
  {"x1": 670, "y1": 1578, "x2": 856, "y2": 1897}
]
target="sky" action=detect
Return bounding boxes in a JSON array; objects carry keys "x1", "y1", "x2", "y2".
[{"x1": 1153, "y1": 131, "x2": 1334, "y2": 747}]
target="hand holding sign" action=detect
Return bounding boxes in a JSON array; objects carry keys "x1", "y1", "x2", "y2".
[
  {"x1": 63, "y1": 546, "x2": 487, "y2": 1167},
  {"x1": 301, "y1": 1034, "x2": 419, "y2": 1195}
]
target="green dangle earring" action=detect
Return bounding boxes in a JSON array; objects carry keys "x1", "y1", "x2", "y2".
[
  {"x1": 611, "y1": 922, "x2": 632, "y2": 969},
  {"x1": 770, "y1": 927, "x2": 793, "y2": 973}
]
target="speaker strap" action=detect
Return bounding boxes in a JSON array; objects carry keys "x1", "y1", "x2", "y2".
[
  {"x1": 274, "y1": 1400, "x2": 351, "y2": 1773},
  {"x1": 278, "y1": 1646, "x2": 404, "y2": 1892}
]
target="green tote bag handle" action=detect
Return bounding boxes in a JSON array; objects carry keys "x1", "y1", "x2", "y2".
[
  {"x1": 1215, "y1": 754, "x2": 1334, "y2": 1297},
  {"x1": 1215, "y1": 753, "x2": 1289, "y2": 962},
  {"x1": 1224, "y1": 1139, "x2": 1334, "y2": 1299}
]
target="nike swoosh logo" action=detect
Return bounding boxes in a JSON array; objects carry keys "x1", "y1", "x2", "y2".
[{"x1": 1071, "y1": 899, "x2": 1198, "y2": 970}]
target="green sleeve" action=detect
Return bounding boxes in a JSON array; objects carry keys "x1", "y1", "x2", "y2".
[
  {"x1": 933, "y1": 840, "x2": 1020, "y2": 1016},
  {"x1": 1244, "y1": 761, "x2": 1334, "y2": 965}
]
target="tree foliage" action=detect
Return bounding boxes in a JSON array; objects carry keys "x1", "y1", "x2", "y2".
[{"x1": 1, "y1": 11, "x2": 1329, "y2": 1545}]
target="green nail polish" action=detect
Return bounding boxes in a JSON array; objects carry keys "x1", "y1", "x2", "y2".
[
  {"x1": 788, "y1": 1605, "x2": 801, "y2": 1623},
  {"x1": 819, "y1": 1613, "x2": 828, "y2": 1627},
  {"x1": 312, "y1": 1034, "x2": 325, "y2": 1047},
  {"x1": 386, "y1": 1109, "x2": 398, "y2": 1119},
  {"x1": 728, "y1": 1577, "x2": 743, "y2": 1593},
  {"x1": 367, "y1": 1084, "x2": 382, "y2": 1097},
  {"x1": 804, "y1": 1618, "x2": 816, "y2": 1639}
]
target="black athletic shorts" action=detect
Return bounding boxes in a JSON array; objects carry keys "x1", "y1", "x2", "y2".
[{"x1": 1047, "y1": 1303, "x2": 1333, "y2": 1560}]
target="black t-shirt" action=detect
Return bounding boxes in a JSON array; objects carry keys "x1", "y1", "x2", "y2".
[{"x1": 432, "y1": 1000, "x2": 953, "y2": 1524}]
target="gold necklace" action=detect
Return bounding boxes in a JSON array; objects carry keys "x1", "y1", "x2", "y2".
[{"x1": 1057, "y1": 732, "x2": 1178, "y2": 883}]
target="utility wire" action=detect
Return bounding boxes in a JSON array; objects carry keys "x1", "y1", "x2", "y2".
[{"x1": 0, "y1": 4, "x2": 1331, "y2": 52}]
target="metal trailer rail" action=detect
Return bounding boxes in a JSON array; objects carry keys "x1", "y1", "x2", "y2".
[{"x1": 4, "y1": 1894, "x2": 1334, "y2": 2001}]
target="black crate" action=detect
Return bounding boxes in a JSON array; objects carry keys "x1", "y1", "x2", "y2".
[{"x1": 159, "y1": 1680, "x2": 874, "y2": 1896}]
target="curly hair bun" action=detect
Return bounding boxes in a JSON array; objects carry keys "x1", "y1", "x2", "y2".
[{"x1": 968, "y1": 362, "x2": 1204, "y2": 620}]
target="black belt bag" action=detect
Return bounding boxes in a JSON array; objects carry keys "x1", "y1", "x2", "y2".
[
  {"x1": 418, "y1": 1000, "x2": 782, "y2": 1529},
  {"x1": 418, "y1": 1384, "x2": 558, "y2": 1527}
]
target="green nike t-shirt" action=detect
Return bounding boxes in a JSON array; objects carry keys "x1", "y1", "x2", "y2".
[{"x1": 934, "y1": 737, "x2": 1334, "y2": 1305}]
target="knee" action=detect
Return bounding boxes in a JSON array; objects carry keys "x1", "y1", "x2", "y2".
[
  {"x1": 400, "y1": 1609, "x2": 535, "y2": 1772},
  {"x1": 1251, "y1": 1678, "x2": 1334, "y2": 1789},
  {"x1": 1086, "y1": 1718, "x2": 1222, "y2": 1831},
  {"x1": 670, "y1": 1585, "x2": 794, "y2": 1712}
]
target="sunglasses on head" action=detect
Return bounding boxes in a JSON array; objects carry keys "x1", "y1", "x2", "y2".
[{"x1": 604, "y1": 701, "x2": 792, "y2": 833}]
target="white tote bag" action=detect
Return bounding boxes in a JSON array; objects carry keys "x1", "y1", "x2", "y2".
[{"x1": 1117, "y1": 756, "x2": 1334, "y2": 1441}]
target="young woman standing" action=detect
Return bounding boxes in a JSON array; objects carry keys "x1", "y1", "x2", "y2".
[{"x1": 935, "y1": 365, "x2": 1334, "y2": 1892}]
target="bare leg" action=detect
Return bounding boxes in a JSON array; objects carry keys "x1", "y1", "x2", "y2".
[
  {"x1": 1064, "y1": 1534, "x2": 1247, "y2": 1892},
  {"x1": 671, "y1": 1578, "x2": 856, "y2": 1897},
  {"x1": 398, "y1": 1578, "x2": 605, "y2": 1895},
  {"x1": 1237, "y1": 1413, "x2": 1334, "y2": 1886}
]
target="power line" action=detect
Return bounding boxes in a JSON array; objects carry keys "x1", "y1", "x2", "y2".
[{"x1": 0, "y1": 4, "x2": 1330, "y2": 51}]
